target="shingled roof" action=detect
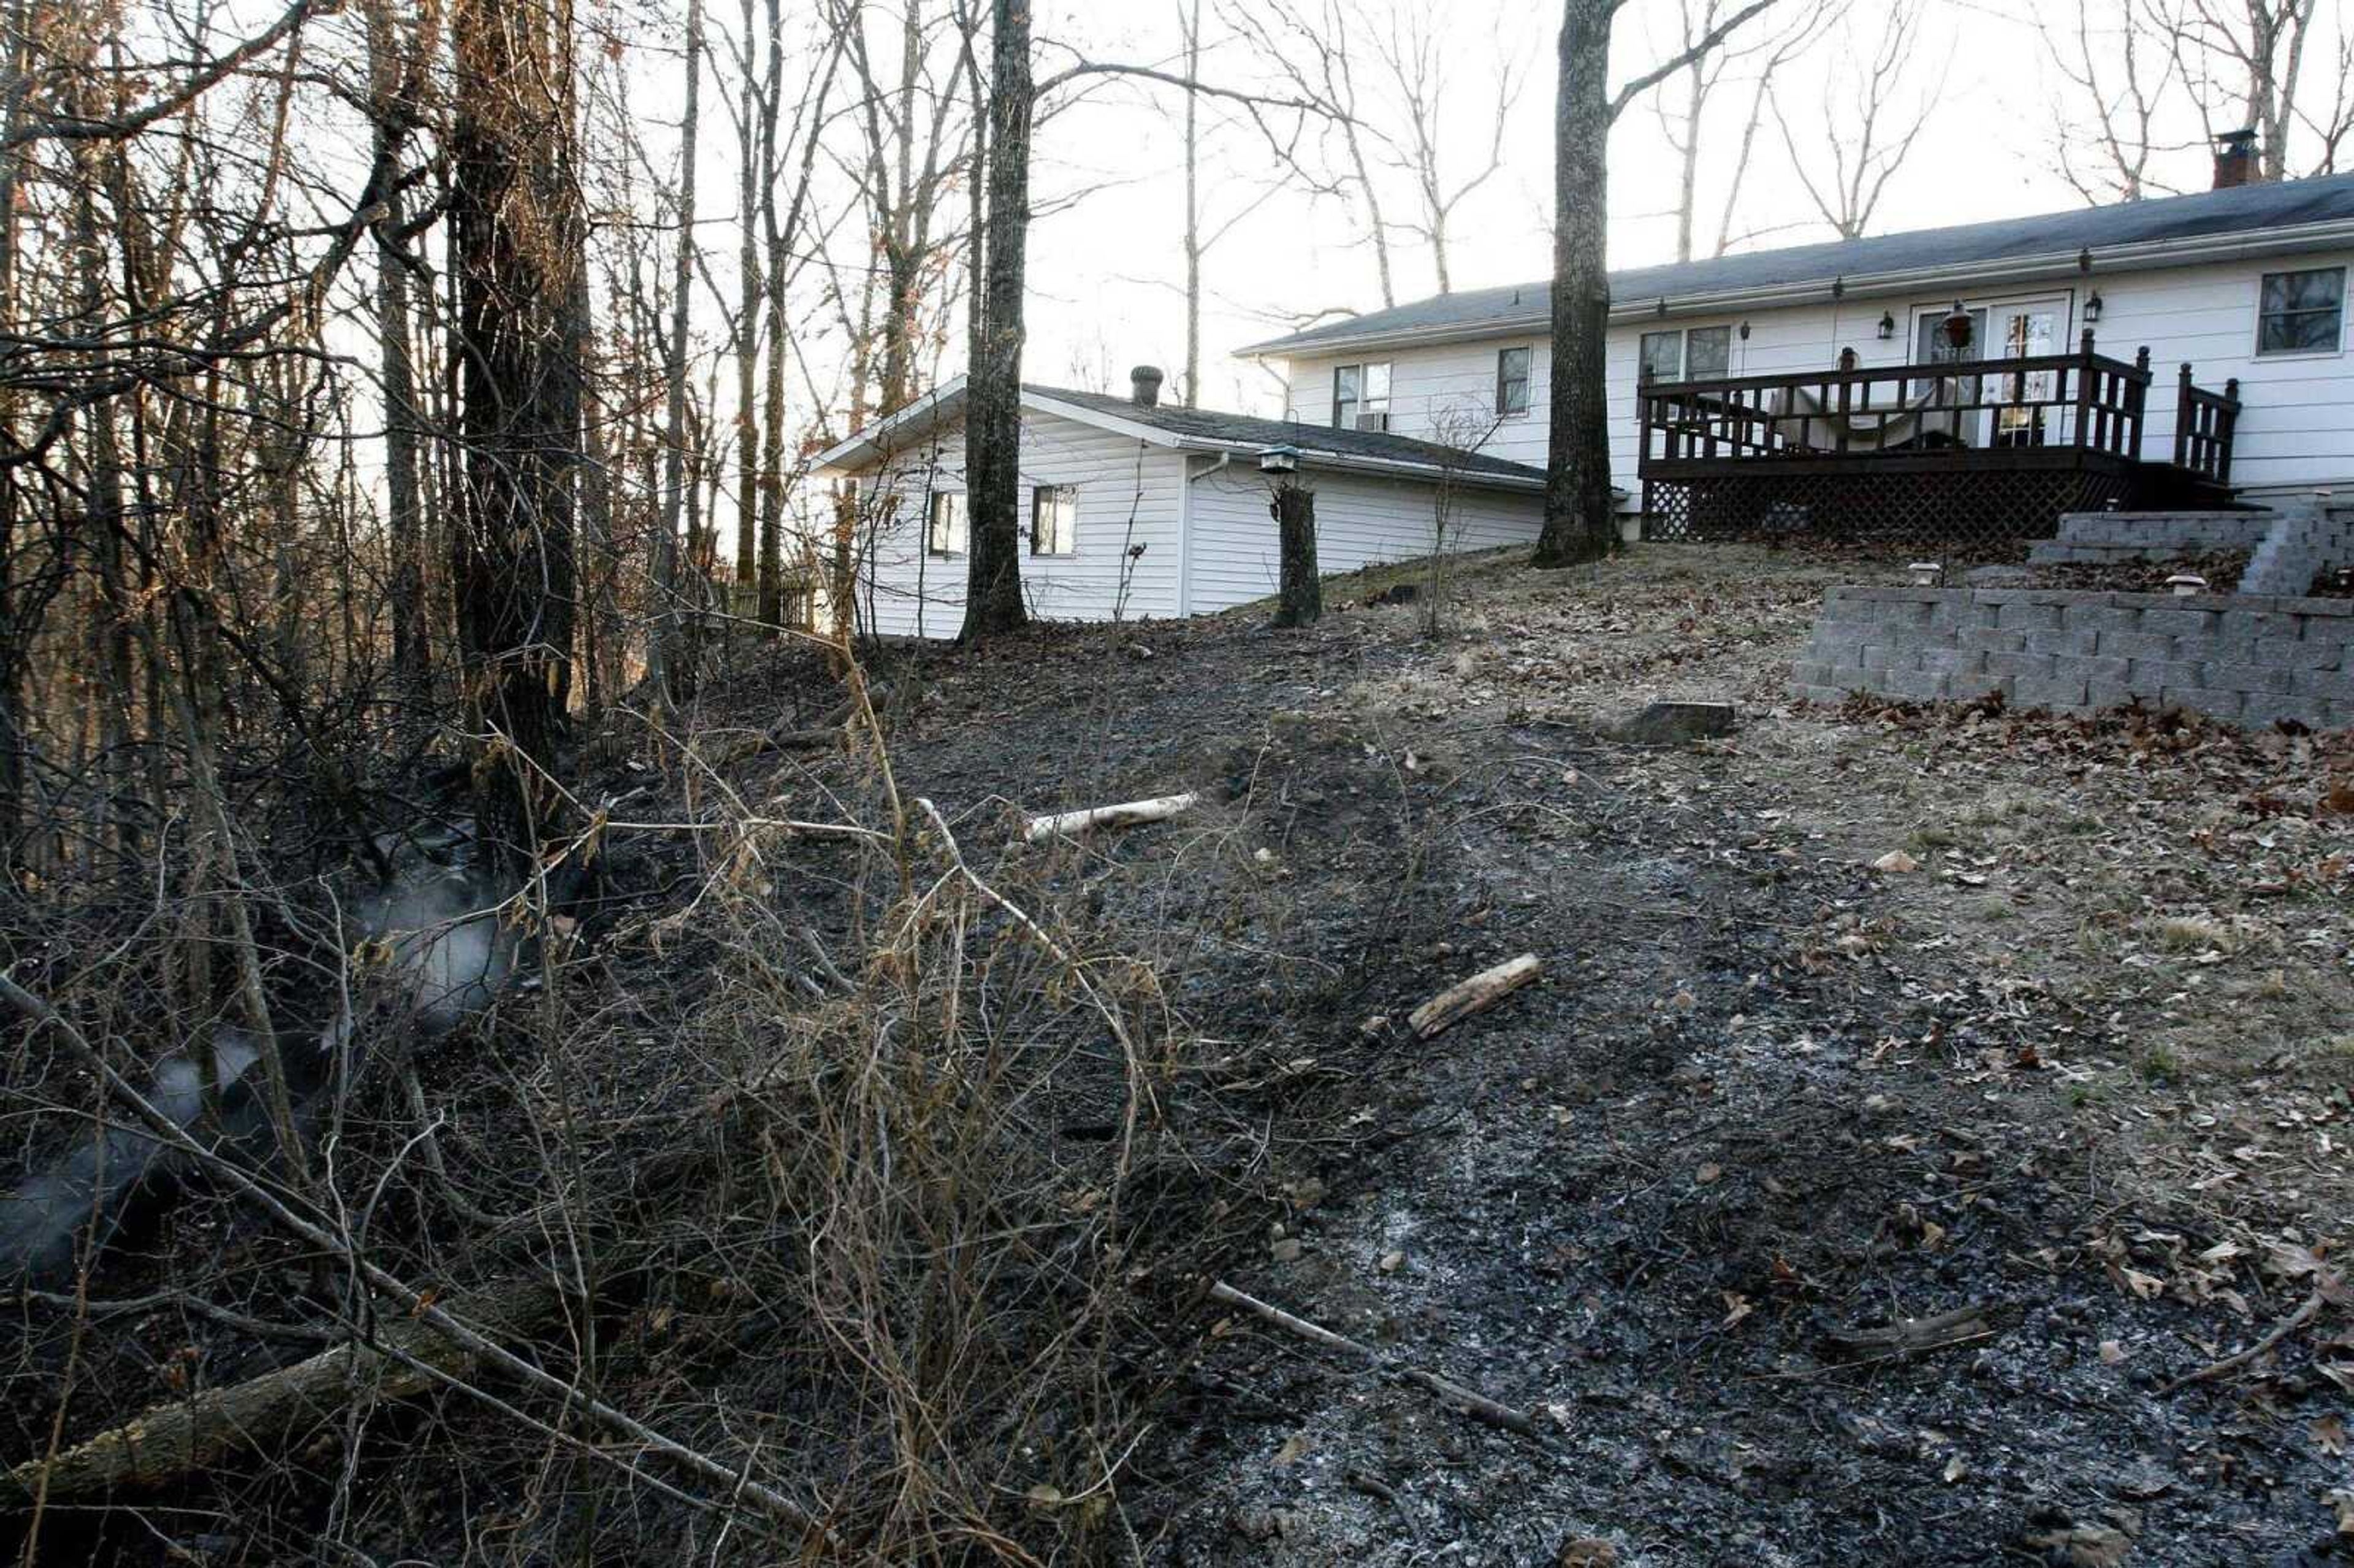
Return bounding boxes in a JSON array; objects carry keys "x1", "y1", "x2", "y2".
[
  {"x1": 1243, "y1": 170, "x2": 2354, "y2": 357},
  {"x1": 1026, "y1": 384, "x2": 1545, "y2": 484}
]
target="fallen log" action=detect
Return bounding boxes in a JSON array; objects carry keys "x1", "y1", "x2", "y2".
[
  {"x1": 3, "y1": 1278, "x2": 562, "y2": 1503},
  {"x1": 1208, "y1": 1280, "x2": 1545, "y2": 1442},
  {"x1": 1821, "y1": 1303, "x2": 2000, "y2": 1361},
  {"x1": 1022, "y1": 791, "x2": 1200, "y2": 843},
  {"x1": 1409, "y1": 953, "x2": 1542, "y2": 1039}
]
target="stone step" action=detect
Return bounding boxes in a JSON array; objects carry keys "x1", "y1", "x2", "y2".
[
  {"x1": 2027, "y1": 539, "x2": 2218, "y2": 565},
  {"x1": 2052, "y1": 509, "x2": 2277, "y2": 551}
]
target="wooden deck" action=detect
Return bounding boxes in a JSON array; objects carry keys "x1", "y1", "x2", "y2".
[{"x1": 1636, "y1": 333, "x2": 2242, "y2": 549}]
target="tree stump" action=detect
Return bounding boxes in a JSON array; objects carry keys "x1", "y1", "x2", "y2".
[{"x1": 1271, "y1": 479, "x2": 1320, "y2": 628}]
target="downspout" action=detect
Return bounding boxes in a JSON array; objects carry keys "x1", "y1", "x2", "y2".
[{"x1": 1180, "y1": 452, "x2": 1233, "y2": 616}]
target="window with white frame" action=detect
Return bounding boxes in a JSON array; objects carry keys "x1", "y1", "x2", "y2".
[
  {"x1": 1496, "y1": 346, "x2": 1531, "y2": 417},
  {"x1": 1333, "y1": 361, "x2": 1392, "y2": 427},
  {"x1": 926, "y1": 490, "x2": 967, "y2": 557},
  {"x1": 1639, "y1": 324, "x2": 1732, "y2": 382},
  {"x1": 2257, "y1": 266, "x2": 2345, "y2": 356},
  {"x1": 1030, "y1": 484, "x2": 1076, "y2": 556}
]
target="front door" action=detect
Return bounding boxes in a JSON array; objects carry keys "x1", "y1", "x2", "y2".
[{"x1": 1986, "y1": 297, "x2": 2066, "y2": 447}]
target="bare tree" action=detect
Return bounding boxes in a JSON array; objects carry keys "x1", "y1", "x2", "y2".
[
  {"x1": 1651, "y1": 0, "x2": 1845, "y2": 259},
  {"x1": 1220, "y1": 0, "x2": 1400, "y2": 305},
  {"x1": 1533, "y1": 0, "x2": 1781, "y2": 569},
  {"x1": 2169, "y1": 0, "x2": 2329, "y2": 180},
  {"x1": 1769, "y1": 0, "x2": 1941, "y2": 242},
  {"x1": 1368, "y1": 5, "x2": 1522, "y2": 293},
  {"x1": 2044, "y1": 0, "x2": 2187, "y2": 202}
]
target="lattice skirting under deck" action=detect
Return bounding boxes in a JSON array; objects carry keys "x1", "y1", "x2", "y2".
[{"x1": 1644, "y1": 468, "x2": 2135, "y2": 555}]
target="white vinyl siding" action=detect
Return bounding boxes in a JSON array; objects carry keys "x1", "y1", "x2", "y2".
[
  {"x1": 1183, "y1": 464, "x2": 1544, "y2": 615},
  {"x1": 847, "y1": 411, "x2": 1184, "y2": 639}
]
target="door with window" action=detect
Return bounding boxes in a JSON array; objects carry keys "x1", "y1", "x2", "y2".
[{"x1": 1986, "y1": 297, "x2": 2065, "y2": 446}]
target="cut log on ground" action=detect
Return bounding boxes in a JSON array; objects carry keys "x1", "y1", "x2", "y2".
[
  {"x1": 1023, "y1": 791, "x2": 1200, "y2": 843},
  {"x1": 1409, "y1": 953, "x2": 1542, "y2": 1038},
  {"x1": 3, "y1": 1279, "x2": 562, "y2": 1503}
]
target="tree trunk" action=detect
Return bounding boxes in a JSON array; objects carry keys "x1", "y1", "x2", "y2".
[
  {"x1": 733, "y1": 0, "x2": 760, "y2": 598},
  {"x1": 1533, "y1": 0, "x2": 1618, "y2": 569},
  {"x1": 652, "y1": 0, "x2": 703, "y2": 704},
  {"x1": 449, "y1": 0, "x2": 579, "y2": 869},
  {"x1": 755, "y1": 0, "x2": 789, "y2": 630},
  {"x1": 1271, "y1": 479, "x2": 1320, "y2": 628},
  {"x1": 1181, "y1": 0, "x2": 1202, "y2": 406},
  {"x1": 961, "y1": 0, "x2": 1032, "y2": 642}
]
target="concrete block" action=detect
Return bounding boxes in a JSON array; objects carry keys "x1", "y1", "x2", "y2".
[
  {"x1": 1986, "y1": 651, "x2": 2057, "y2": 680},
  {"x1": 1791, "y1": 660, "x2": 1840, "y2": 688},
  {"x1": 2240, "y1": 693, "x2": 2329, "y2": 729},
  {"x1": 1997, "y1": 601, "x2": 2065, "y2": 632},
  {"x1": 1789, "y1": 683, "x2": 1852, "y2": 706},
  {"x1": 1916, "y1": 647, "x2": 1986, "y2": 676},
  {"x1": 2131, "y1": 658, "x2": 2207, "y2": 690},
  {"x1": 2071, "y1": 655, "x2": 2132, "y2": 683},
  {"x1": 1960, "y1": 626, "x2": 2028, "y2": 653},
  {"x1": 2097, "y1": 631, "x2": 2177, "y2": 661},
  {"x1": 2085, "y1": 682, "x2": 2144, "y2": 712},
  {"x1": 1949, "y1": 671, "x2": 2011, "y2": 701},
  {"x1": 2202, "y1": 661, "x2": 2292, "y2": 695},
  {"x1": 1883, "y1": 668, "x2": 1949, "y2": 702},
  {"x1": 2060, "y1": 603, "x2": 2140, "y2": 634},
  {"x1": 2160, "y1": 687, "x2": 2245, "y2": 722},
  {"x1": 2013, "y1": 674, "x2": 2091, "y2": 710},
  {"x1": 2293, "y1": 669, "x2": 2354, "y2": 702},
  {"x1": 2255, "y1": 636, "x2": 2341, "y2": 671},
  {"x1": 2141, "y1": 608, "x2": 2219, "y2": 637},
  {"x1": 2219, "y1": 609, "x2": 2303, "y2": 641},
  {"x1": 1877, "y1": 599, "x2": 1936, "y2": 628},
  {"x1": 2027, "y1": 629, "x2": 2100, "y2": 657}
]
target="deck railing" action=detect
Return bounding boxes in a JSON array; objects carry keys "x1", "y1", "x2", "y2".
[
  {"x1": 1637, "y1": 330, "x2": 2166, "y2": 472},
  {"x1": 2171, "y1": 364, "x2": 2241, "y2": 484}
]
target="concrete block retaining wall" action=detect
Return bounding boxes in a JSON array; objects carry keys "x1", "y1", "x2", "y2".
[{"x1": 1792, "y1": 586, "x2": 2354, "y2": 729}]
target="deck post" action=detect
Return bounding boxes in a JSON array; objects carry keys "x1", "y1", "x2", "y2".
[
  {"x1": 2173, "y1": 362, "x2": 2193, "y2": 469},
  {"x1": 2073, "y1": 329, "x2": 2097, "y2": 451},
  {"x1": 2128, "y1": 347, "x2": 2150, "y2": 457}
]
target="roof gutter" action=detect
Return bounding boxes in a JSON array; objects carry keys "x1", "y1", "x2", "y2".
[
  {"x1": 1186, "y1": 439, "x2": 1545, "y2": 491},
  {"x1": 1242, "y1": 215, "x2": 2354, "y2": 359}
]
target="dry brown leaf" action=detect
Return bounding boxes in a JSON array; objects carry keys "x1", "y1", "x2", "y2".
[
  {"x1": 1873, "y1": 850, "x2": 1919, "y2": 873},
  {"x1": 2314, "y1": 1414, "x2": 2348, "y2": 1456}
]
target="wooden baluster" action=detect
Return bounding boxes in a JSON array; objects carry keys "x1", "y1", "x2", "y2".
[{"x1": 2127, "y1": 346, "x2": 2150, "y2": 458}]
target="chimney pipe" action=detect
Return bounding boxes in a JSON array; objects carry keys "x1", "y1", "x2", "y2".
[
  {"x1": 2212, "y1": 127, "x2": 2257, "y2": 189},
  {"x1": 1129, "y1": 365, "x2": 1164, "y2": 407}
]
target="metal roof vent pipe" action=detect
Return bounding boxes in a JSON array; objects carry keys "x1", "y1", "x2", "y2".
[
  {"x1": 2212, "y1": 127, "x2": 2257, "y2": 189},
  {"x1": 1130, "y1": 365, "x2": 1164, "y2": 407}
]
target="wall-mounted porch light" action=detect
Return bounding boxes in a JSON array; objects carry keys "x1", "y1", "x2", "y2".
[
  {"x1": 1258, "y1": 445, "x2": 1298, "y2": 474},
  {"x1": 2084, "y1": 291, "x2": 2105, "y2": 324},
  {"x1": 1877, "y1": 310, "x2": 1897, "y2": 340}
]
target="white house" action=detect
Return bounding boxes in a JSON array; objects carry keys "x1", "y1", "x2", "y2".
[
  {"x1": 1243, "y1": 160, "x2": 2354, "y2": 513},
  {"x1": 812, "y1": 373, "x2": 1549, "y2": 639}
]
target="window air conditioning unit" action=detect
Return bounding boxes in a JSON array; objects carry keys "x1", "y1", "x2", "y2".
[{"x1": 1354, "y1": 412, "x2": 1390, "y2": 432}]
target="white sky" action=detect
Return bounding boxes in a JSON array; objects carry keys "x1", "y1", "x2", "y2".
[{"x1": 1002, "y1": 0, "x2": 2346, "y2": 416}]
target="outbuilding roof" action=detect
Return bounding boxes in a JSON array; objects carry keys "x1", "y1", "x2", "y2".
[
  {"x1": 1242, "y1": 170, "x2": 2354, "y2": 357},
  {"x1": 812, "y1": 376, "x2": 1548, "y2": 489}
]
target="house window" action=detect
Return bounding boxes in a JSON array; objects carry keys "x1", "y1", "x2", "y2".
[
  {"x1": 1334, "y1": 361, "x2": 1392, "y2": 427},
  {"x1": 1686, "y1": 325, "x2": 1732, "y2": 378},
  {"x1": 1030, "y1": 484, "x2": 1076, "y2": 556},
  {"x1": 1640, "y1": 325, "x2": 1732, "y2": 382},
  {"x1": 1496, "y1": 346, "x2": 1531, "y2": 417},
  {"x1": 926, "y1": 490, "x2": 967, "y2": 557},
  {"x1": 2257, "y1": 266, "x2": 2345, "y2": 355}
]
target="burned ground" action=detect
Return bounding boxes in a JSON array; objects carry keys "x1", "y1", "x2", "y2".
[{"x1": 4, "y1": 544, "x2": 2348, "y2": 1566}]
